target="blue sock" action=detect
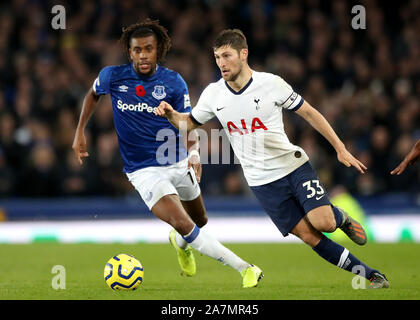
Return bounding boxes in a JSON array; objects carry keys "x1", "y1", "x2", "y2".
[
  {"x1": 182, "y1": 225, "x2": 200, "y2": 243},
  {"x1": 313, "y1": 235, "x2": 379, "y2": 279},
  {"x1": 331, "y1": 206, "x2": 344, "y2": 229}
]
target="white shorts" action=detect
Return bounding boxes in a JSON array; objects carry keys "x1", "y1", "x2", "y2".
[{"x1": 126, "y1": 158, "x2": 201, "y2": 210}]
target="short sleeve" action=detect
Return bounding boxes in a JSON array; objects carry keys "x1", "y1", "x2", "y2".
[
  {"x1": 92, "y1": 66, "x2": 113, "y2": 95},
  {"x1": 172, "y1": 74, "x2": 192, "y2": 113},
  {"x1": 273, "y1": 75, "x2": 304, "y2": 111},
  {"x1": 190, "y1": 84, "x2": 215, "y2": 125}
]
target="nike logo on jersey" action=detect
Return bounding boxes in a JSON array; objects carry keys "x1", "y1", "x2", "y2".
[
  {"x1": 316, "y1": 195, "x2": 325, "y2": 200},
  {"x1": 216, "y1": 107, "x2": 226, "y2": 111}
]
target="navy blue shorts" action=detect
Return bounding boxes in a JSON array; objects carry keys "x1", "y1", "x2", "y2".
[{"x1": 250, "y1": 161, "x2": 331, "y2": 237}]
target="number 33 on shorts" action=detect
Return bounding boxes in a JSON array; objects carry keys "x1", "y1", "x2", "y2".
[{"x1": 302, "y1": 180, "x2": 325, "y2": 200}]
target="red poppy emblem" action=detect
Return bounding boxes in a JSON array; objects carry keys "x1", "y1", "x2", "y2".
[{"x1": 136, "y1": 85, "x2": 146, "y2": 97}]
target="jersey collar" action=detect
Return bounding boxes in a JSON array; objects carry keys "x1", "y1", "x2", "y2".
[
  {"x1": 224, "y1": 76, "x2": 253, "y2": 95},
  {"x1": 131, "y1": 63, "x2": 160, "y2": 80}
]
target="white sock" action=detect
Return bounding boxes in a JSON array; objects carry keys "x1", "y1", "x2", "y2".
[
  {"x1": 183, "y1": 225, "x2": 250, "y2": 272},
  {"x1": 175, "y1": 232, "x2": 188, "y2": 249}
]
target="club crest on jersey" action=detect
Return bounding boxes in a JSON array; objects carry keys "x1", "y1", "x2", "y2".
[
  {"x1": 254, "y1": 97, "x2": 260, "y2": 110},
  {"x1": 152, "y1": 85, "x2": 166, "y2": 100}
]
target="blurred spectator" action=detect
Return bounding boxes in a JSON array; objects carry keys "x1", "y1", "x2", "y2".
[
  {"x1": 370, "y1": 125, "x2": 391, "y2": 192},
  {"x1": 0, "y1": 113, "x2": 28, "y2": 172},
  {"x1": 18, "y1": 143, "x2": 60, "y2": 197},
  {"x1": 58, "y1": 149, "x2": 97, "y2": 196},
  {"x1": 92, "y1": 131, "x2": 130, "y2": 196},
  {"x1": 0, "y1": 0, "x2": 419, "y2": 198},
  {"x1": 0, "y1": 147, "x2": 15, "y2": 196}
]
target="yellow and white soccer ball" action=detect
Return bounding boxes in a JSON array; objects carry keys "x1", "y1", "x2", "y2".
[{"x1": 104, "y1": 253, "x2": 144, "y2": 290}]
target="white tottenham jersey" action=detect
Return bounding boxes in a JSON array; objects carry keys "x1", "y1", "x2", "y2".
[{"x1": 190, "y1": 71, "x2": 309, "y2": 186}]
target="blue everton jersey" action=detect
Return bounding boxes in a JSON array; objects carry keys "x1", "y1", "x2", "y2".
[{"x1": 92, "y1": 63, "x2": 191, "y2": 173}]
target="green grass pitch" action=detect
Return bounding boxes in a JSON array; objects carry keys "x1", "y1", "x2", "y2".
[{"x1": 0, "y1": 242, "x2": 419, "y2": 300}]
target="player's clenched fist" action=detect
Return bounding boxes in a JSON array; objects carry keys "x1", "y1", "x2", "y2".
[{"x1": 155, "y1": 101, "x2": 174, "y2": 118}]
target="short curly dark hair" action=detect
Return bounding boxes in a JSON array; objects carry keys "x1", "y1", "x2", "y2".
[{"x1": 119, "y1": 19, "x2": 171, "y2": 64}]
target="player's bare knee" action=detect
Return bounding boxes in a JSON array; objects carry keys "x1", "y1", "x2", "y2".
[
  {"x1": 319, "y1": 218, "x2": 336, "y2": 233},
  {"x1": 307, "y1": 208, "x2": 336, "y2": 233}
]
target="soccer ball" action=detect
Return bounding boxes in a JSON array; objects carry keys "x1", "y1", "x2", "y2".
[{"x1": 104, "y1": 253, "x2": 144, "y2": 290}]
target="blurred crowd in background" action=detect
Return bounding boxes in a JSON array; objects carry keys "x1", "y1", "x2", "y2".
[{"x1": 0, "y1": 0, "x2": 419, "y2": 199}]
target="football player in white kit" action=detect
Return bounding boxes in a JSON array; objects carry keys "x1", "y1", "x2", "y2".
[{"x1": 155, "y1": 29, "x2": 389, "y2": 288}]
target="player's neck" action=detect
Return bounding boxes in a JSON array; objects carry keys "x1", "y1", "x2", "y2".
[
  {"x1": 132, "y1": 62, "x2": 158, "y2": 78},
  {"x1": 226, "y1": 66, "x2": 252, "y2": 92}
]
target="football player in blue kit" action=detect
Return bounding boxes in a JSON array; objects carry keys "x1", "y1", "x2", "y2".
[{"x1": 72, "y1": 19, "x2": 262, "y2": 288}]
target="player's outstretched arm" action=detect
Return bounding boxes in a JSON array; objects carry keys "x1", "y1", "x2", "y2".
[
  {"x1": 156, "y1": 101, "x2": 202, "y2": 181},
  {"x1": 391, "y1": 139, "x2": 420, "y2": 175},
  {"x1": 72, "y1": 88, "x2": 100, "y2": 165},
  {"x1": 295, "y1": 100, "x2": 367, "y2": 174},
  {"x1": 155, "y1": 101, "x2": 200, "y2": 132}
]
